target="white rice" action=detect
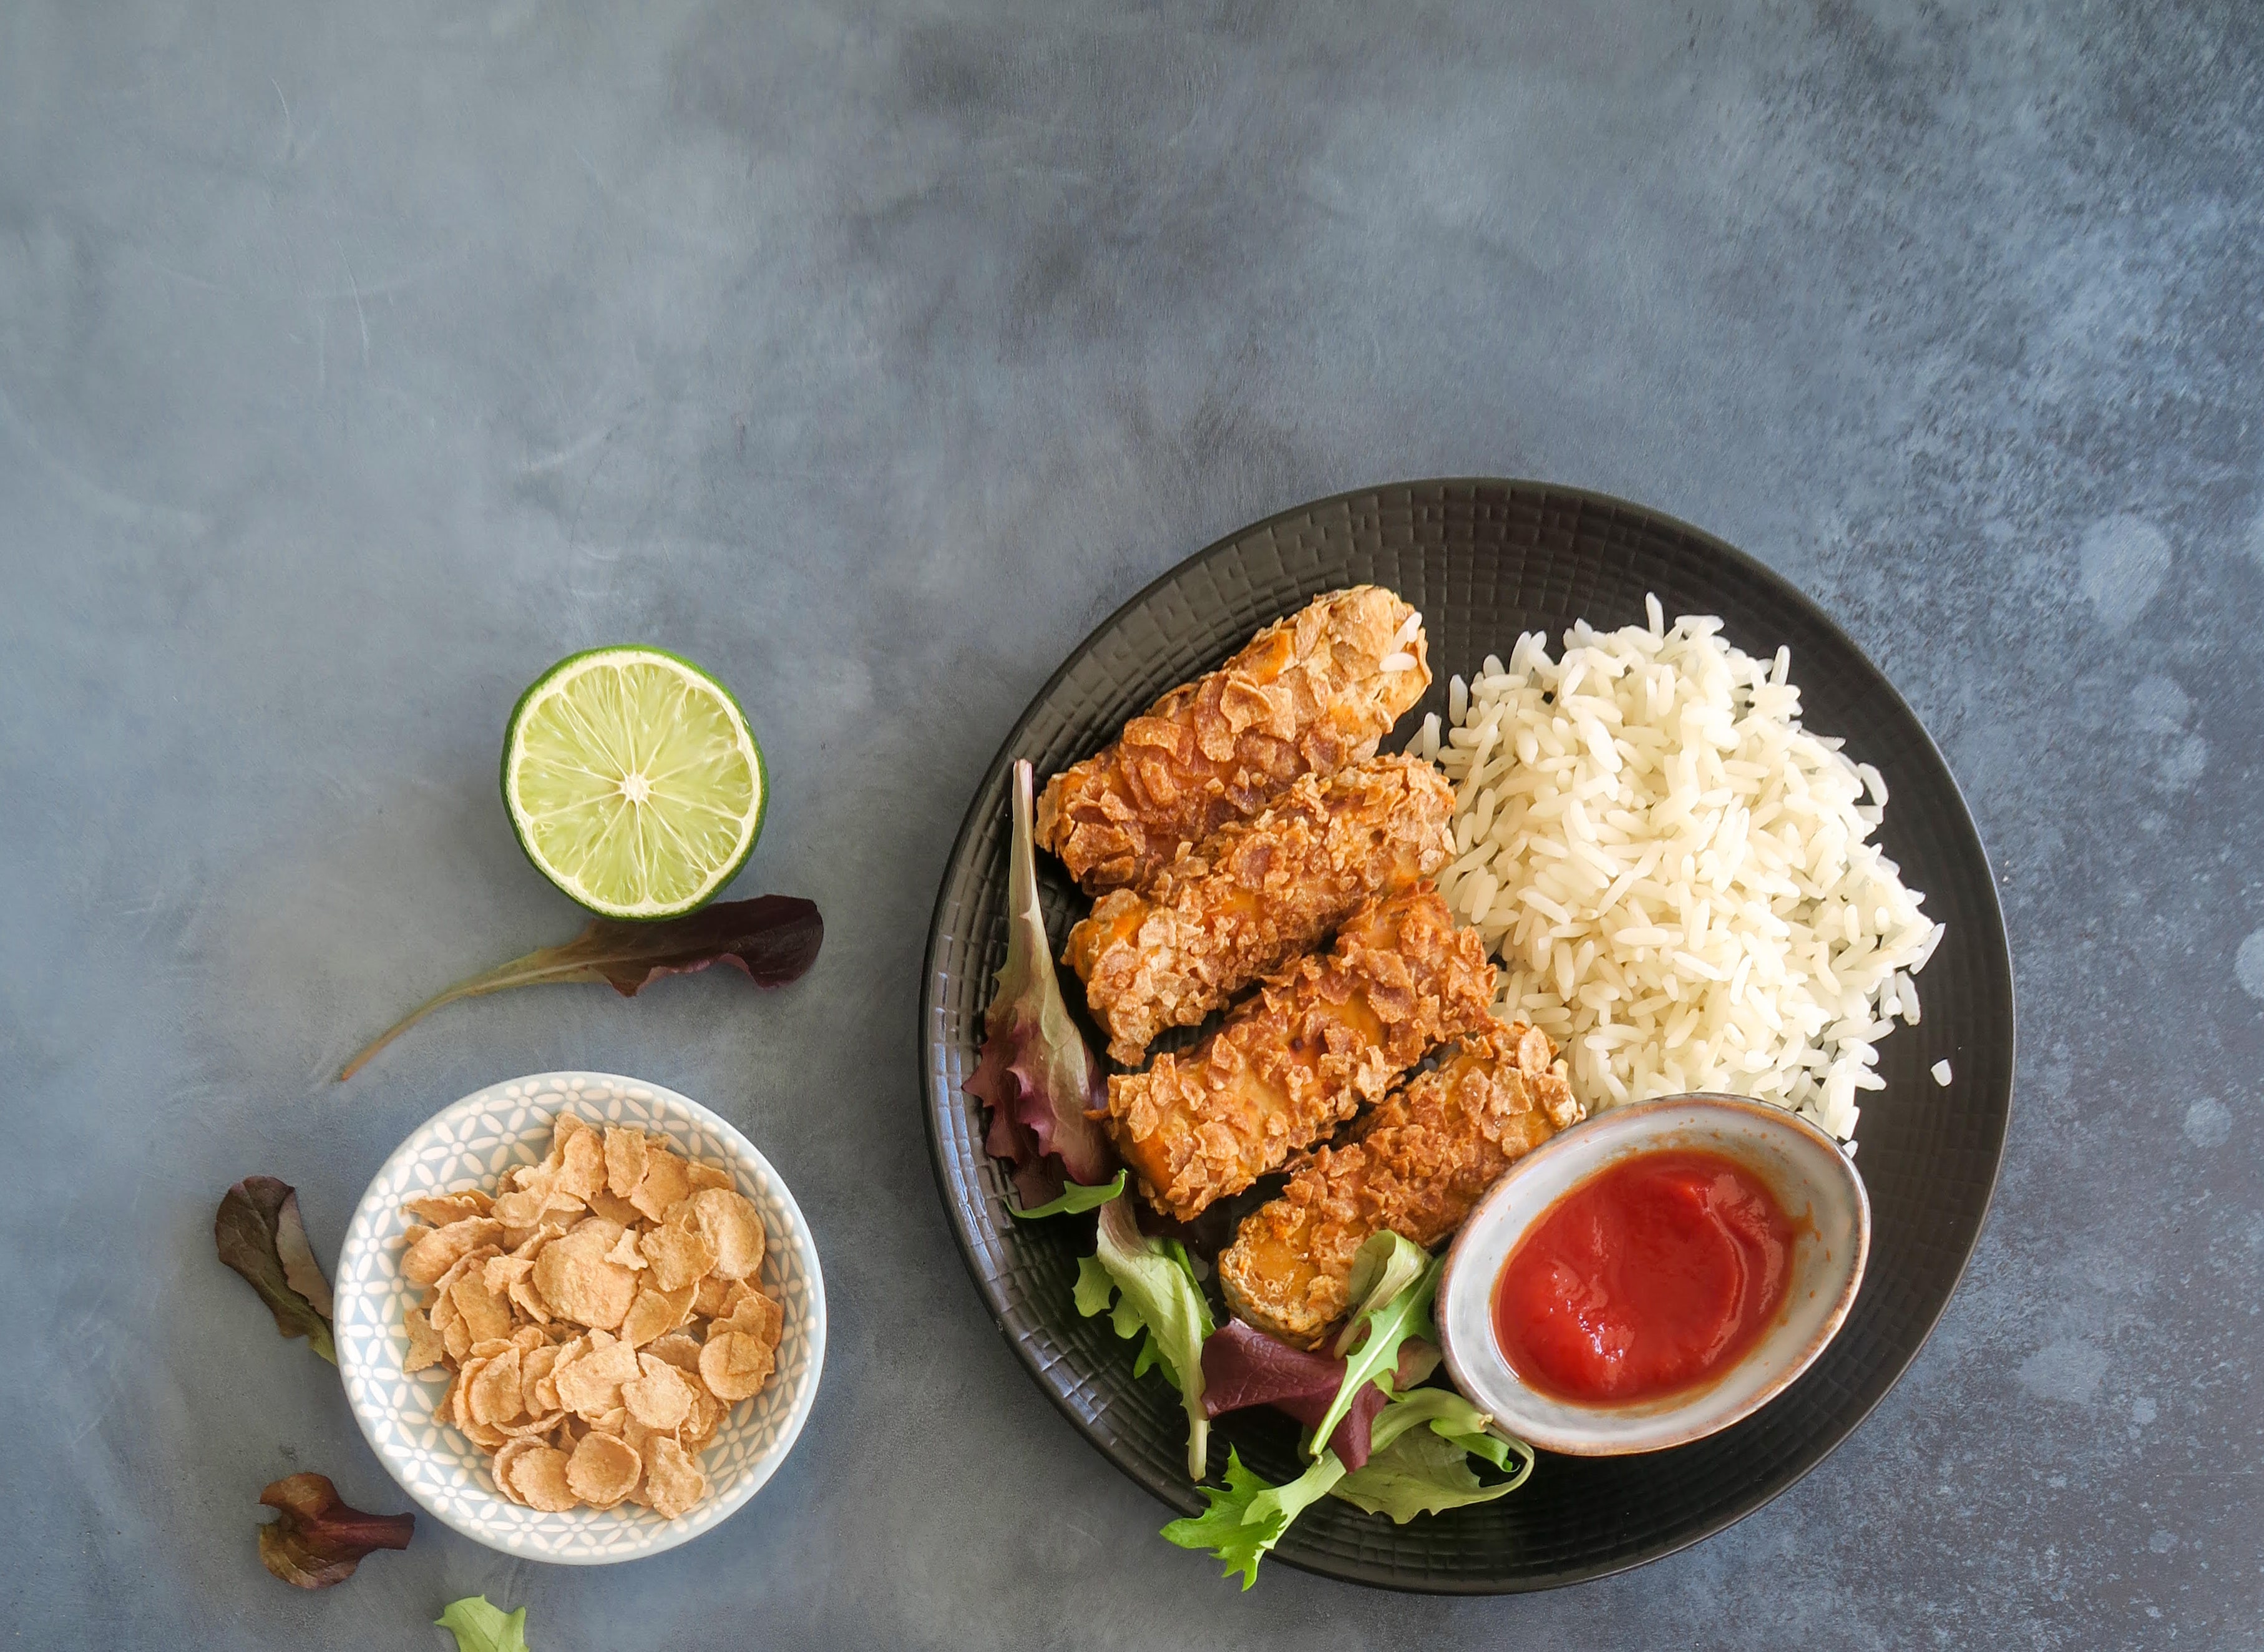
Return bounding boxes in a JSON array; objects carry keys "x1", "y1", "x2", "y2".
[{"x1": 1420, "y1": 600, "x2": 1943, "y2": 1142}]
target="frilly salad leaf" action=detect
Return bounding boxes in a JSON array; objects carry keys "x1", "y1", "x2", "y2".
[
  {"x1": 1159, "y1": 1447, "x2": 1346, "y2": 1591},
  {"x1": 1009, "y1": 1170, "x2": 1126, "y2": 1219},
  {"x1": 339, "y1": 894, "x2": 824, "y2": 1080},
  {"x1": 215, "y1": 1178, "x2": 336, "y2": 1364},
  {"x1": 1332, "y1": 1389, "x2": 1534, "y2": 1521},
  {"x1": 1306, "y1": 1233, "x2": 1441, "y2": 1457},
  {"x1": 1161, "y1": 1387, "x2": 1535, "y2": 1586},
  {"x1": 436, "y1": 1595, "x2": 532, "y2": 1652},
  {"x1": 255, "y1": 1473, "x2": 413, "y2": 1589},
  {"x1": 1074, "y1": 1194, "x2": 1213, "y2": 1477},
  {"x1": 965, "y1": 759, "x2": 1116, "y2": 1207}
]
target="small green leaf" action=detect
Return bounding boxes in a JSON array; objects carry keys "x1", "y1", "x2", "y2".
[
  {"x1": 435, "y1": 1595, "x2": 530, "y2": 1652},
  {"x1": 1377, "y1": 1387, "x2": 1531, "y2": 1482},
  {"x1": 1159, "y1": 1447, "x2": 1346, "y2": 1589},
  {"x1": 1331, "y1": 1231, "x2": 1427, "y2": 1356},
  {"x1": 1072, "y1": 1252, "x2": 1116, "y2": 1318},
  {"x1": 1073, "y1": 1195, "x2": 1215, "y2": 1478},
  {"x1": 1009, "y1": 1171, "x2": 1128, "y2": 1219},
  {"x1": 1307, "y1": 1248, "x2": 1442, "y2": 1457}
]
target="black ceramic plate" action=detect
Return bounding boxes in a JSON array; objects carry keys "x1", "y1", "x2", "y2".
[{"x1": 920, "y1": 480, "x2": 2014, "y2": 1592}]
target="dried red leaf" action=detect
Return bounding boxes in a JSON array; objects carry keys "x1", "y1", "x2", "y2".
[
  {"x1": 341, "y1": 895, "x2": 823, "y2": 1079},
  {"x1": 215, "y1": 1178, "x2": 335, "y2": 1364},
  {"x1": 256, "y1": 1473, "x2": 414, "y2": 1589},
  {"x1": 965, "y1": 761, "x2": 1115, "y2": 1206}
]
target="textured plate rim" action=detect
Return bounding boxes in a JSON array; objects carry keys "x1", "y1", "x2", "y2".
[
  {"x1": 336, "y1": 1069, "x2": 829, "y2": 1565},
  {"x1": 919, "y1": 478, "x2": 2014, "y2": 1593}
]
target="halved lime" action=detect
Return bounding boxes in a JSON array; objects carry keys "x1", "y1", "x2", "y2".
[{"x1": 501, "y1": 646, "x2": 766, "y2": 920}]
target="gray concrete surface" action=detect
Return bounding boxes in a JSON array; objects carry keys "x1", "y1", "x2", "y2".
[{"x1": 4, "y1": 1, "x2": 2260, "y2": 1646}]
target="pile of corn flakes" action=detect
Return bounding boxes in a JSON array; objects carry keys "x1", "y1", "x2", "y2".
[{"x1": 398, "y1": 1112, "x2": 783, "y2": 1517}]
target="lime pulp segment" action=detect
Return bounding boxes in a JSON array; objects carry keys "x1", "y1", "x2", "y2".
[{"x1": 504, "y1": 648, "x2": 764, "y2": 919}]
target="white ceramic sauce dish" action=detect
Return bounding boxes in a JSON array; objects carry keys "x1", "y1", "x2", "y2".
[{"x1": 1436, "y1": 1093, "x2": 1869, "y2": 1457}]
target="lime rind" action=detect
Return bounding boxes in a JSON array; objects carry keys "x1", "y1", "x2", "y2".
[{"x1": 500, "y1": 645, "x2": 768, "y2": 921}]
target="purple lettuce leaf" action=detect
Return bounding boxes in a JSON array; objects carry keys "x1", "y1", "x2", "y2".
[
  {"x1": 965, "y1": 760, "x2": 1116, "y2": 1207},
  {"x1": 1199, "y1": 1319, "x2": 1440, "y2": 1471}
]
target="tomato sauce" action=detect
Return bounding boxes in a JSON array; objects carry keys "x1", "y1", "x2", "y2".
[{"x1": 1493, "y1": 1150, "x2": 1796, "y2": 1405}]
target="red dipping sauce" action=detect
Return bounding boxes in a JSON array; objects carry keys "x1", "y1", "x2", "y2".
[{"x1": 1494, "y1": 1150, "x2": 1797, "y2": 1405}]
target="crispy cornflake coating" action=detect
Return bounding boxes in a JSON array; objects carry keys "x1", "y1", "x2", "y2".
[
  {"x1": 1037, "y1": 587, "x2": 1431, "y2": 896},
  {"x1": 1065, "y1": 756, "x2": 1454, "y2": 1063},
  {"x1": 1105, "y1": 884, "x2": 1496, "y2": 1221},
  {"x1": 1219, "y1": 1022, "x2": 1584, "y2": 1347},
  {"x1": 396, "y1": 1114, "x2": 786, "y2": 1520}
]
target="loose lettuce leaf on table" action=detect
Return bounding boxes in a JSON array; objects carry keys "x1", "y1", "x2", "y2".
[
  {"x1": 215, "y1": 1177, "x2": 336, "y2": 1364},
  {"x1": 1074, "y1": 1194, "x2": 1213, "y2": 1477},
  {"x1": 1159, "y1": 1447, "x2": 1346, "y2": 1591},
  {"x1": 339, "y1": 894, "x2": 824, "y2": 1080},
  {"x1": 436, "y1": 1596, "x2": 532, "y2": 1652},
  {"x1": 255, "y1": 1473, "x2": 413, "y2": 1588},
  {"x1": 965, "y1": 760, "x2": 1116, "y2": 1208}
]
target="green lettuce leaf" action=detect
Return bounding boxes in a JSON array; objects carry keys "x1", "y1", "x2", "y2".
[
  {"x1": 1332, "y1": 1425, "x2": 1520, "y2": 1522},
  {"x1": 1307, "y1": 1238, "x2": 1440, "y2": 1457},
  {"x1": 1331, "y1": 1229, "x2": 1428, "y2": 1356},
  {"x1": 1363, "y1": 1386, "x2": 1533, "y2": 1479},
  {"x1": 1159, "y1": 1387, "x2": 1538, "y2": 1586},
  {"x1": 1009, "y1": 1171, "x2": 1126, "y2": 1219},
  {"x1": 1159, "y1": 1447, "x2": 1346, "y2": 1590},
  {"x1": 435, "y1": 1595, "x2": 530, "y2": 1652},
  {"x1": 1332, "y1": 1389, "x2": 1533, "y2": 1520},
  {"x1": 1075, "y1": 1195, "x2": 1214, "y2": 1477}
]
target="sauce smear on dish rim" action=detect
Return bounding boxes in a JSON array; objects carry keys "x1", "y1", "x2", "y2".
[{"x1": 1493, "y1": 1148, "x2": 1798, "y2": 1405}]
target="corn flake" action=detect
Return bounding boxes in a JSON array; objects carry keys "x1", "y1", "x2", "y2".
[
  {"x1": 566, "y1": 1432, "x2": 642, "y2": 1508},
  {"x1": 642, "y1": 1437, "x2": 708, "y2": 1520},
  {"x1": 622, "y1": 1352, "x2": 697, "y2": 1431},
  {"x1": 506, "y1": 1445, "x2": 579, "y2": 1513},
  {"x1": 688, "y1": 1188, "x2": 764, "y2": 1281}
]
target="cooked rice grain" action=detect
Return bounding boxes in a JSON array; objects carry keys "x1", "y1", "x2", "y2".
[{"x1": 1433, "y1": 603, "x2": 1941, "y2": 1141}]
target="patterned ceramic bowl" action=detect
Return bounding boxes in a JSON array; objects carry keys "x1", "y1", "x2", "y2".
[{"x1": 335, "y1": 1072, "x2": 826, "y2": 1563}]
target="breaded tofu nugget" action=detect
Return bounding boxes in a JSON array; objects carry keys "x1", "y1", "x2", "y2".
[
  {"x1": 1219, "y1": 1024, "x2": 1583, "y2": 1347},
  {"x1": 1105, "y1": 885, "x2": 1494, "y2": 1222},
  {"x1": 1037, "y1": 587, "x2": 1429, "y2": 896},
  {"x1": 1065, "y1": 756, "x2": 1453, "y2": 1065}
]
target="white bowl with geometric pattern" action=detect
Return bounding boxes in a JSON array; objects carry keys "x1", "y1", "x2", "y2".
[{"x1": 335, "y1": 1071, "x2": 826, "y2": 1563}]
